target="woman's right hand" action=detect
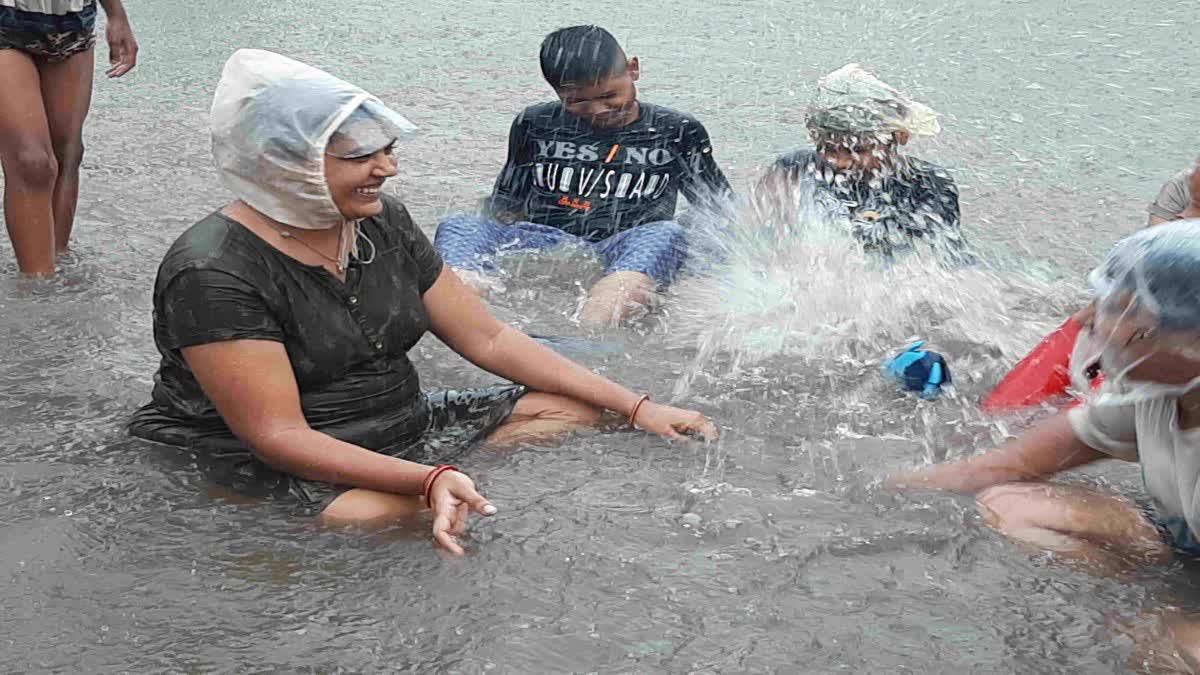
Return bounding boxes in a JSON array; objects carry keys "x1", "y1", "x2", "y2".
[
  {"x1": 632, "y1": 401, "x2": 720, "y2": 442},
  {"x1": 428, "y1": 470, "x2": 497, "y2": 555}
]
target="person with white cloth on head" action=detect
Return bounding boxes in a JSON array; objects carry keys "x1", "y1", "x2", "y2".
[
  {"x1": 128, "y1": 49, "x2": 717, "y2": 555},
  {"x1": 887, "y1": 219, "x2": 1200, "y2": 666},
  {"x1": 753, "y1": 64, "x2": 970, "y2": 264}
]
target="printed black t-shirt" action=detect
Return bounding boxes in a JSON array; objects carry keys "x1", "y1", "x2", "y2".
[
  {"x1": 485, "y1": 101, "x2": 732, "y2": 241},
  {"x1": 128, "y1": 196, "x2": 446, "y2": 454},
  {"x1": 772, "y1": 148, "x2": 968, "y2": 259}
]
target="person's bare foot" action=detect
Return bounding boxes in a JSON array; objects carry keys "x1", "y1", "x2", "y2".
[{"x1": 580, "y1": 271, "x2": 657, "y2": 326}]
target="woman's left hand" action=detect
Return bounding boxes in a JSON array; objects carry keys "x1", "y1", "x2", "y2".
[
  {"x1": 105, "y1": 15, "x2": 138, "y2": 78},
  {"x1": 632, "y1": 401, "x2": 719, "y2": 442}
]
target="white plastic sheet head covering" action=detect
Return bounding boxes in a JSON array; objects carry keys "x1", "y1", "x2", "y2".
[
  {"x1": 210, "y1": 49, "x2": 416, "y2": 230},
  {"x1": 1069, "y1": 219, "x2": 1200, "y2": 402},
  {"x1": 1088, "y1": 219, "x2": 1200, "y2": 336},
  {"x1": 805, "y1": 63, "x2": 942, "y2": 138}
]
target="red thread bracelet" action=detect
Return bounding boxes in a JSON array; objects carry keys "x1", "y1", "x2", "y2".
[
  {"x1": 423, "y1": 464, "x2": 460, "y2": 509},
  {"x1": 628, "y1": 394, "x2": 651, "y2": 428}
]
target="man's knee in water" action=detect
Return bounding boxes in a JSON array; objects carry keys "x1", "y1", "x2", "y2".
[
  {"x1": 592, "y1": 270, "x2": 656, "y2": 301},
  {"x1": 976, "y1": 483, "x2": 1051, "y2": 530}
]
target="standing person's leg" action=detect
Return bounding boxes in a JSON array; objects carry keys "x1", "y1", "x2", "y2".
[
  {"x1": 582, "y1": 220, "x2": 687, "y2": 325},
  {"x1": 0, "y1": 50, "x2": 57, "y2": 276},
  {"x1": 39, "y1": 48, "x2": 95, "y2": 255}
]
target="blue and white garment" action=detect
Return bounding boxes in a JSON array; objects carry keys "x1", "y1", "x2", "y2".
[{"x1": 434, "y1": 213, "x2": 688, "y2": 288}]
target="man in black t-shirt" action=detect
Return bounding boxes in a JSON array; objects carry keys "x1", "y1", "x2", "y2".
[{"x1": 434, "y1": 25, "x2": 732, "y2": 325}]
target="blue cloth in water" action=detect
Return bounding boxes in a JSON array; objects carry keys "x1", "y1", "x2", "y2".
[
  {"x1": 1149, "y1": 512, "x2": 1200, "y2": 558},
  {"x1": 883, "y1": 341, "x2": 951, "y2": 399},
  {"x1": 434, "y1": 213, "x2": 688, "y2": 288},
  {"x1": 529, "y1": 334, "x2": 625, "y2": 358}
]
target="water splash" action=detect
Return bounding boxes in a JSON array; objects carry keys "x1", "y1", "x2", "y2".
[{"x1": 665, "y1": 187, "x2": 1079, "y2": 400}]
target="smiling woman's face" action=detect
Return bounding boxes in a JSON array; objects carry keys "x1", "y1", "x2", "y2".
[{"x1": 323, "y1": 135, "x2": 398, "y2": 220}]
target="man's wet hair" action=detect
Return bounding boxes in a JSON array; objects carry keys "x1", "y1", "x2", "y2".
[{"x1": 539, "y1": 25, "x2": 628, "y2": 89}]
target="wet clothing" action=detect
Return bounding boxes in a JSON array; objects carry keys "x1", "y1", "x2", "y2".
[
  {"x1": 162, "y1": 385, "x2": 526, "y2": 512},
  {"x1": 1069, "y1": 385, "x2": 1200, "y2": 556},
  {"x1": 1148, "y1": 168, "x2": 1196, "y2": 223},
  {"x1": 0, "y1": 0, "x2": 95, "y2": 61},
  {"x1": 129, "y1": 196, "x2": 524, "y2": 466},
  {"x1": 771, "y1": 148, "x2": 968, "y2": 260},
  {"x1": 434, "y1": 213, "x2": 687, "y2": 287},
  {"x1": 482, "y1": 101, "x2": 732, "y2": 241}
]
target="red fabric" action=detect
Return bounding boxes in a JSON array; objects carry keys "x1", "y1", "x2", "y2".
[{"x1": 982, "y1": 318, "x2": 1084, "y2": 412}]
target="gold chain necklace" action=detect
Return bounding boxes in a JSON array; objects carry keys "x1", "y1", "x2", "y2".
[{"x1": 269, "y1": 223, "x2": 346, "y2": 273}]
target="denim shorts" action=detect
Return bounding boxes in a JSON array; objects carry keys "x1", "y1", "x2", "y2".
[{"x1": 0, "y1": 3, "x2": 97, "y2": 62}]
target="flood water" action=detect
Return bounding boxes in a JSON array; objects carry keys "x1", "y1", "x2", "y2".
[{"x1": 2, "y1": 0, "x2": 1199, "y2": 671}]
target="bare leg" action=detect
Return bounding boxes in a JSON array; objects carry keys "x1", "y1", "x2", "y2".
[
  {"x1": 316, "y1": 394, "x2": 600, "y2": 527},
  {"x1": 0, "y1": 50, "x2": 57, "y2": 276},
  {"x1": 484, "y1": 391, "x2": 603, "y2": 448},
  {"x1": 319, "y1": 488, "x2": 425, "y2": 528},
  {"x1": 976, "y1": 482, "x2": 1171, "y2": 572},
  {"x1": 39, "y1": 49, "x2": 95, "y2": 254},
  {"x1": 580, "y1": 270, "x2": 657, "y2": 326}
]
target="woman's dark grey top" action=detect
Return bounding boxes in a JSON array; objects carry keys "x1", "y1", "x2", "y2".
[{"x1": 129, "y1": 196, "x2": 445, "y2": 454}]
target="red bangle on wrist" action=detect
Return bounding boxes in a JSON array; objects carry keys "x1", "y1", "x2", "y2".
[
  {"x1": 628, "y1": 394, "x2": 650, "y2": 428},
  {"x1": 423, "y1": 464, "x2": 460, "y2": 509}
]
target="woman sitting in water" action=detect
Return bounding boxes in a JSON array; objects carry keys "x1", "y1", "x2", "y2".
[
  {"x1": 128, "y1": 49, "x2": 717, "y2": 555},
  {"x1": 753, "y1": 64, "x2": 970, "y2": 263}
]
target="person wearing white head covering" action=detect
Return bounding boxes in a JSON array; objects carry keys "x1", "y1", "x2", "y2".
[
  {"x1": 129, "y1": 50, "x2": 718, "y2": 555},
  {"x1": 887, "y1": 219, "x2": 1200, "y2": 662},
  {"x1": 753, "y1": 64, "x2": 969, "y2": 264}
]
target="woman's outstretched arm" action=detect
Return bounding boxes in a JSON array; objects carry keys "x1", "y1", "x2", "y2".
[{"x1": 423, "y1": 267, "x2": 718, "y2": 441}]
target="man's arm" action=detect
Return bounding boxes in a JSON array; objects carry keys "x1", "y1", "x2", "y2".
[{"x1": 886, "y1": 412, "x2": 1110, "y2": 494}]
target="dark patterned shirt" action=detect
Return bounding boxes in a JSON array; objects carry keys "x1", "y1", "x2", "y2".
[{"x1": 485, "y1": 101, "x2": 732, "y2": 241}]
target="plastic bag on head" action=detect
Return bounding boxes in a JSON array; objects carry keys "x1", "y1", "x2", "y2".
[
  {"x1": 806, "y1": 63, "x2": 941, "y2": 138},
  {"x1": 1088, "y1": 218, "x2": 1200, "y2": 335},
  {"x1": 210, "y1": 49, "x2": 416, "y2": 230}
]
